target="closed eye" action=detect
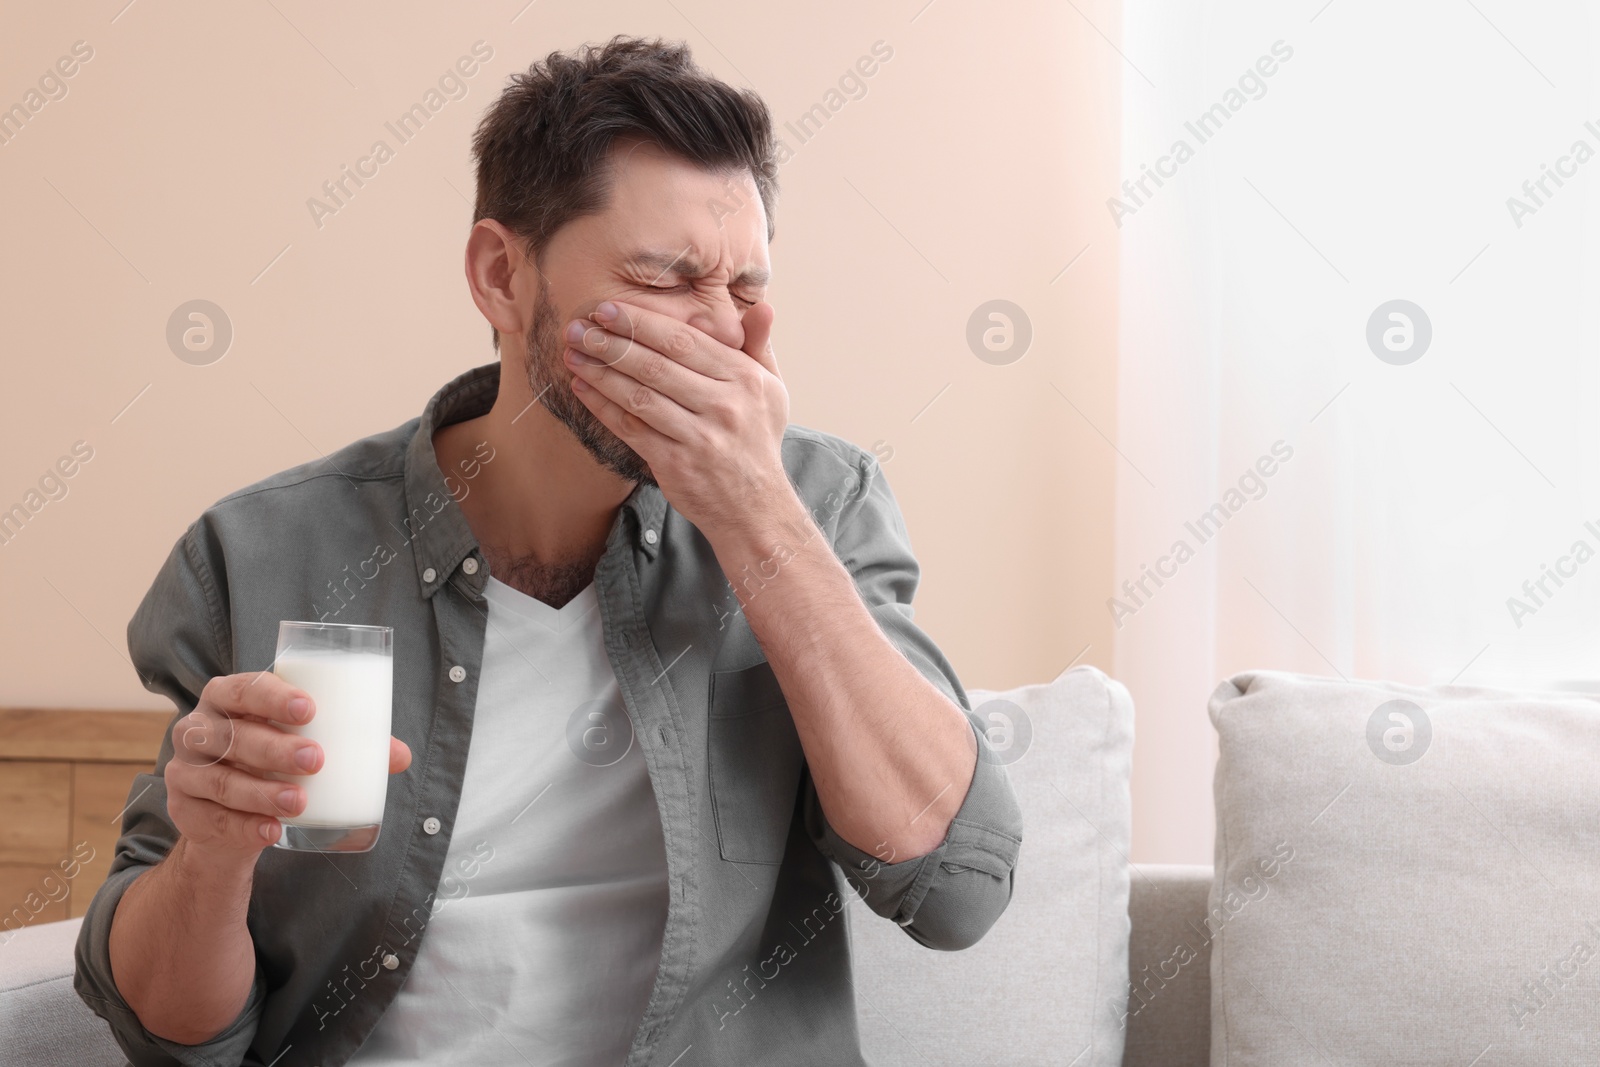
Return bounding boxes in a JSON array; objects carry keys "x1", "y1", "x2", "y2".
[{"x1": 648, "y1": 283, "x2": 758, "y2": 307}]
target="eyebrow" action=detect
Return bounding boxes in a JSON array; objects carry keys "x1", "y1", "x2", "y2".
[{"x1": 628, "y1": 248, "x2": 770, "y2": 288}]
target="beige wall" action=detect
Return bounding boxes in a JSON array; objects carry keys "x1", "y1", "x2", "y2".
[{"x1": 0, "y1": 2, "x2": 1121, "y2": 770}]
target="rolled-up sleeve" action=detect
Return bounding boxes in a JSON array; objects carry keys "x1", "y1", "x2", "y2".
[
  {"x1": 73, "y1": 520, "x2": 267, "y2": 1067},
  {"x1": 799, "y1": 446, "x2": 1023, "y2": 950}
]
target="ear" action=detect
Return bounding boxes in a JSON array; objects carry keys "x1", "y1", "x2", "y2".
[{"x1": 464, "y1": 220, "x2": 540, "y2": 345}]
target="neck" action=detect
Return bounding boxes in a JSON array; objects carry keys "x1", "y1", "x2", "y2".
[{"x1": 434, "y1": 360, "x2": 634, "y2": 576}]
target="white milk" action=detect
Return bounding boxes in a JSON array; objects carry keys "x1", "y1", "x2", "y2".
[{"x1": 269, "y1": 649, "x2": 393, "y2": 827}]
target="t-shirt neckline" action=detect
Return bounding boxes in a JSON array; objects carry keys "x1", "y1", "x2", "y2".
[{"x1": 481, "y1": 574, "x2": 598, "y2": 633}]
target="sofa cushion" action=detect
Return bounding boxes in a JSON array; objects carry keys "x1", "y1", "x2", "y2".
[
  {"x1": 0, "y1": 917, "x2": 125, "y2": 1067},
  {"x1": 849, "y1": 664, "x2": 1136, "y2": 1067},
  {"x1": 1208, "y1": 669, "x2": 1600, "y2": 1066}
]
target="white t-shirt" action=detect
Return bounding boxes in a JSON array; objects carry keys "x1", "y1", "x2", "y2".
[{"x1": 351, "y1": 575, "x2": 670, "y2": 1066}]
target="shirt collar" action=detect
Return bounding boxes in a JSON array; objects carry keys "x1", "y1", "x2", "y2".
[{"x1": 402, "y1": 360, "x2": 668, "y2": 599}]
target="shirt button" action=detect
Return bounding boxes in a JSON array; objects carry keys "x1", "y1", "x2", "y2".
[
  {"x1": 448, "y1": 665, "x2": 466, "y2": 683},
  {"x1": 462, "y1": 557, "x2": 479, "y2": 575},
  {"x1": 422, "y1": 567, "x2": 437, "y2": 583},
  {"x1": 382, "y1": 954, "x2": 399, "y2": 970},
  {"x1": 423, "y1": 816, "x2": 441, "y2": 835},
  {"x1": 644, "y1": 529, "x2": 658, "y2": 545}
]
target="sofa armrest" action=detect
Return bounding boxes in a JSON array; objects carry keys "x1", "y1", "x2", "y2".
[
  {"x1": 0, "y1": 917, "x2": 127, "y2": 1067},
  {"x1": 1121, "y1": 864, "x2": 1213, "y2": 1067}
]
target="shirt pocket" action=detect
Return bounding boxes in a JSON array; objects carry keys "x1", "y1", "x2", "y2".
[{"x1": 707, "y1": 660, "x2": 804, "y2": 865}]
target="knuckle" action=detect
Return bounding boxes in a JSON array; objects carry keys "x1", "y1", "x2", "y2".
[
  {"x1": 169, "y1": 794, "x2": 201, "y2": 835},
  {"x1": 273, "y1": 734, "x2": 303, "y2": 773},
  {"x1": 627, "y1": 386, "x2": 653, "y2": 412},
  {"x1": 221, "y1": 674, "x2": 249, "y2": 710},
  {"x1": 229, "y1": 725, "x2": 271, "y2": 772},
  {"x1": 165, "y1": 758, "x2": 194, "y2": 795},
  {"x1": 639, "y1": 352, "x2": 669, "y2": 383},
  {"x1": 211, "y1": 767, "x2": 243, "y2": 810},
  {"x1": 175, "y1": 710, "x2": 203, "y2": 748},
  {"x1": 210, "y1": 805, "x2": 233, "y2": 839},
  {"x1": 663, "y1": 329, "x2": 696, "y2": 359},
  {"x1": 181, "y1": 713, "x2": 230, "y2": 762},
  {"x1": 216, "y1": 764, "x2": 265, "y2": 812},
  {"x1": 199, "y1": 676, "x2": 227, "y2": 708}
]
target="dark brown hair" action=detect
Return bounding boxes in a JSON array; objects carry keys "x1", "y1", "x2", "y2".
[{"x1": 471, "y1": 36, "x2": 779, "y2": 349}]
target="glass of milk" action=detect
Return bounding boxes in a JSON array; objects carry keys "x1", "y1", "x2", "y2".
[{"x1": 266, "y1": 621, "x2": 394, "y2": 853}]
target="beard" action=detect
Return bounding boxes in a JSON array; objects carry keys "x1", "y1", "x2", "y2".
[{"x1": 523, "y1": 277, "x2": 656, "y2": 487}]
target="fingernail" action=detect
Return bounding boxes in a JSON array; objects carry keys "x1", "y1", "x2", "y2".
[
  {"x1": 565, "y1": 320, "x2": 586, "y2": 343},
  {"x1": 288, "y1": 697, "x2": 311, "y2": 722},
  {"x1": 260, "y1": 819, "x2": 280, "y2": 842},
  {"x1": 594, "y1": 301, "x2": 617, "y2": 321},
  {"x1": 276, "y1": 787, "x2": 299, "y2": 810},
  {"x1": 294, "y1": 745, "x2": 319, "y2": 771}
]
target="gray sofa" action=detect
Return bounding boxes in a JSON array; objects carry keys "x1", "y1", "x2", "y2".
[{"x1": 0, "y1": 864, "x2": 1212, "y2": 1066}]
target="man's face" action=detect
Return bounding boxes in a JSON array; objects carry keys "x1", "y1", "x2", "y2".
[{"x1": 519, "y1": 138, "x2": 771, "y2": 487}]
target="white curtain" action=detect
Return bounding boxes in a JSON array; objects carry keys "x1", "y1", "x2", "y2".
[{"x1": 1114, "y1": 0, "x2": 1600, "y2": 862}]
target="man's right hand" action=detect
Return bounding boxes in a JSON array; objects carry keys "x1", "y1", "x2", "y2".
[
  {"x1": 109, "y1": 668, "x2": 415, "y2": 1046},
  {"x1": 165, "y1": 671, "x2": 412, "y2": 862}
]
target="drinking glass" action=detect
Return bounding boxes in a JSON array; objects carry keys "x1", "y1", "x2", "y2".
[{"x1": 266, "y1": 621, "x2": 393, "y2": 852}]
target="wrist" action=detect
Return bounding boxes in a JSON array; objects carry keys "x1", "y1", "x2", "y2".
[
  {"x1": 170, "y1": 835, "x2": 259, "y2": 904},
  {"x1": 707, "y1": 479, "x2": 814, "y2": 559}
]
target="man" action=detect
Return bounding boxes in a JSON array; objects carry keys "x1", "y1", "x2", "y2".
[{"x1": 74, "y1": 35, "x2": 1022, "y2": 1067}]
